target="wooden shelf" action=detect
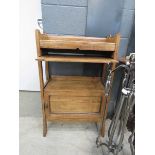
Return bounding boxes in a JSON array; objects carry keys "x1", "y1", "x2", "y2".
[
  {"x1": 44, "y1": 76, "x2": 104, "y2": 96},
  {"x1": 37, "y1": 56, "x2": 118, "y2": 63}
]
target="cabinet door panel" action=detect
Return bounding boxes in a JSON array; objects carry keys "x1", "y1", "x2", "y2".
[{"x1": 50, "y1": 96, "x2": 102, "y2": 113}]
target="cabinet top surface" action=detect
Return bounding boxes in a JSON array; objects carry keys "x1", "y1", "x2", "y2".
[{"x1": 44, "y1": 76, "x2": 104, "y2": 96}]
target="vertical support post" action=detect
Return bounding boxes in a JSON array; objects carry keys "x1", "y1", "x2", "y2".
[
  {"x1": 38, "y1": 61, "x2": 47, "y2": 137},
  {"x1": 38, "y1": 61, "x2": 44, "y2": 102},
  {"x1": 113, "y1": 33, "x2": 121, "y2": 60},
  {"x1": 45, "y1": 62, "x2": 50, "y2": 81},
  {"x1": 35, "y1": 29, "x2": 47, "y2": 137},
  {"x1": 35, "y1": 29, "x2": 42, "y2": 57},
  {"x1": 99, "y1": 33, "x2": 120, "y2": 137}
]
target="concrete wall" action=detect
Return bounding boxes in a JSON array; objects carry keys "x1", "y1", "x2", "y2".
[
  {"x1": 42, "y1": 0, "x2": 87, "y2": 35},
  {"x1": 119, "y1": 0, "x2": 135, "y2": 57}
]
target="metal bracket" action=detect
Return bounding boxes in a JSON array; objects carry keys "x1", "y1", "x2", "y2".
[{"x1": 37, "y1": 19, "x2": 43, "y2": 29}]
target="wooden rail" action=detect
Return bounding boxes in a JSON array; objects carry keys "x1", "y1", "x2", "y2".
[
  {"x1": 36, "y1": 56, "x2": 118, "y2": 63},
  {"x1": 40, "y1": 40, "x2": 116, "y2": 51}
]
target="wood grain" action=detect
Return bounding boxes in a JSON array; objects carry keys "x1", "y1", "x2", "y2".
[
  {"x1": 40, "y1": 40, "x2": 116, "y2": 51},
  {"x1": 41, "y1": 33, "x2": 108, "y2": 42},
  {"x1": 46, "y1": 113, "x2": 101, "y2": 122},
  {"x1": 35, "y1": 29, "x2": 42, "y2": 56},
  {"x1": 38, "y1": 61, "x2": 47, "y2": 137},
  {"x1": 44, "y1": 76, "x2": 104, "y2": 97},
  {"x1": 50, "y1": 96, "x2": 101, "y2": 113},
  {"x1": 113, "y1": 33, "x2": 121, "y2": 60},
  {"x1": 37, "y1": 56, "x2": 118, "y2": 64}
]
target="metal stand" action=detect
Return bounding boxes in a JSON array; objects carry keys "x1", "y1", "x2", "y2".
[{"x1": 96, "y1": 53, "x2": 135, "y2": 155}]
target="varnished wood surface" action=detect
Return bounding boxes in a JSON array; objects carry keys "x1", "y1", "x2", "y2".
[
  {"x1": 40, "y1": 40, "x2": 116, "y2": 51},
  {"x1": 113, "y1": 33, "x2": 120, "y2": 60},
  {"x1": 35, "y1": 30, "x2": 42, "y2": 56},
  {"x1": 44, "y1": 76, "x2": 104, "y2": 97},
  {"x1": 37, "y1": 61, "x2": 47, "y2": 136},
  {"x1": 41, "y1": 33, "x2": 116, "y2": 42},
  {"x1": 50, "y1": 96, "x2": 101, "y2": 113},
  {"x1": 37, "y1": 56, "x2": 118, "y2": 63},
  {"x1": 36, "y1": 29, "x2": 120, "y2": 62},
  {"x1": 35, "y1": 29, "x2": 121, "y2": 137},
  {"x1": 47, "y1": 113, "x2": 101, "y2": 122}
]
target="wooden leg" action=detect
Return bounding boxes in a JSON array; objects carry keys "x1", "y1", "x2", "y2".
[
  {"x1": 43, "y1": 94, "x2": 49, "y2": 137},
  {"x1": 38, "y1": 61, "x2": 47, "y2": 136},
  {"x1": 98, "y1": 94, "x2": 106, "y2": 137},
  {"x1": 43, "y1": 110, "x2": 47, "y2": 137}
]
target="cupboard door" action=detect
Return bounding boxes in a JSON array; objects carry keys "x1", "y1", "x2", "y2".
[{"x1": 50, "y1": 96, "x2": 102, "y2": 113}]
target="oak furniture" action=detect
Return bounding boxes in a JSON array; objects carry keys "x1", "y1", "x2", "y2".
[{"x1": 35, "y1": 29, "x2": 120, "y2": 137}]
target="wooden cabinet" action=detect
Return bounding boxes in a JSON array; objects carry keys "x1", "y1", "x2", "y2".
[
  {"x1": 35, "y1": 29, "x2": 120, "y2": 137},
  {"x1": 46, "y1": 76, "x2": 103, "y2": 114}
]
